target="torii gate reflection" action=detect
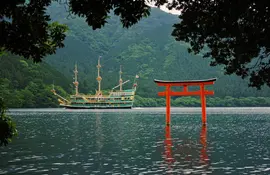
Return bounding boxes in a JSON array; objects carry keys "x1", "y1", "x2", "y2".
[{"x1": 164, "y1": 124, "x2": 209, "y2": 170}]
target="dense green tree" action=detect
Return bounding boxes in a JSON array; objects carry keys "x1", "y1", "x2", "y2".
[
  {"x1": 169, "y1": 0, "x2": 270, "y2": 89},
  {"x1": 0, "y1": 54, "x2": 71, "y2": 108},
  {"x1": 0, "y1": 1, "x2": 68, "y2": 62},
  {"x1": 0, "y1": 98, "x2": 17, "y2": 146},
  {"x1": 133, "y1": 95, "x2": 270, "y2": 107}
]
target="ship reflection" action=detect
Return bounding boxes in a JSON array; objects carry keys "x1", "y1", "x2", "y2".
[{"x1": 164, "y1": 124, "x2": 209, "y2": 170}]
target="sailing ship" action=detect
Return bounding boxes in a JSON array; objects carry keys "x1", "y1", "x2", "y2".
[{"x1": 51, "y1": 56, "x2": 138, "y2": 109}]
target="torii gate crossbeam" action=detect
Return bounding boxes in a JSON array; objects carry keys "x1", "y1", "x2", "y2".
[{"x1": 154, "y1": 78, "x2": 217, "y2": 125}]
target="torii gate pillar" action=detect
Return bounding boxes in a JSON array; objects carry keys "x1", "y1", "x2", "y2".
[{"x1": 154, "y1": 78, "x2": 217, "y2": 125}]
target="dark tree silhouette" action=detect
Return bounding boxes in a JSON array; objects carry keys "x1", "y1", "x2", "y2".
[
  {"x1": 1, "y1": 0, "x2": 270, "y2": 88},
  {"x1": 170, "y1": 0, "x2": 270, "y2": 89},
  {"x1": 0, "y1": 0, "x2": 68, "y2": 62},
  {"x1": 0, "y1": 98, "x2": 17, "y2": 146}
]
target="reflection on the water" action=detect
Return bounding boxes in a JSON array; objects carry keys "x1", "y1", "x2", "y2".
[
  {"x1": 164, "y1": 124, "x2": 209, "y2": 170},
  {"x1": 164, "y1": 125, "x2": 174, "y2": 169},
  {"x1": 1, "y1": 111, "x2": 270, "y2": 174},
  {"x1": 200, "y1": 124, "x2": 209, "y2": 164},
  {"x1": 95, "y1": 113, "x2": 104, "y2": 152}
]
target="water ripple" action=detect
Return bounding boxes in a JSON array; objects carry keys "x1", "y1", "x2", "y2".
[{"x1": 0, "y1": 109, "x2": 270, "y2": 174}]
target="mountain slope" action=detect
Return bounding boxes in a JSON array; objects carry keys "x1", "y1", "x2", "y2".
[
  {"x1": 45, "y1": 3, "x2": 270, "y2": 98},
  {"x1": 0, "y1": 54, "x2": 70, "y2": 107}
]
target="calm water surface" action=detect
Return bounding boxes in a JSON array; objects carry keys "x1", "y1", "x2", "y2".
[{"x1": 0, "y1": 108, "x2": 270, "y2": 174}]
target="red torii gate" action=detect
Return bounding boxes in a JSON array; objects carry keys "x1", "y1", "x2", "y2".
[{"x1": 154, "y1": 78, "x2": 217, "y2": 125}]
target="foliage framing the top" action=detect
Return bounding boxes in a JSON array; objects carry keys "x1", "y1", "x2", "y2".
[
  {"x1": 0, "y1": 0, "x2": 68, "y2": 62},
  {"x1": 1, "y1": 0, "x2": 270, "y2": 88},
  {"x1": 170, "y1": 0, "x2": 270, "y2": 89}
]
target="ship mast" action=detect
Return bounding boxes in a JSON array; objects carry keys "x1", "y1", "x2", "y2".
[
  {"x1": 73, "y1": 63, "x2": 79, "y2": 96},
  {"x1": 96, "y1": 56, "x2": 102, "y2": 95},
  {"x1": 119, "y1": 65, "x2": 123, "y2": 91}
]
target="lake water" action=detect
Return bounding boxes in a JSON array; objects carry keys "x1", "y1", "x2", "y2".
[{"x1": 1, "y1": 107, "x2": 270, "y2": 174}]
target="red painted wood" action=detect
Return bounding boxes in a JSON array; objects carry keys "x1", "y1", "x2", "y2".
[
  {"x1": 200, "y1": 85, "x2": 207, "y2": 124},
  {"x1": 166, "y1": 86, "x2": 171, "y2": 125},
  {"x1": 183, "y1": 85, "x2": 188, "y2": 92},
  {"x1": 158, "y1": 90, "x2": 214, "y2": 96},
  {"x1": 154, "y1": 78, "x2": 216, "y2": 126}
]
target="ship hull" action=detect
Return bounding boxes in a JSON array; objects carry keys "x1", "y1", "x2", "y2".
[
  {"x1": 60, "y1": 88, "x2": 136, "y2": 109},
  {"x1": 61, "y1": 104, "x2": 132, "y2": 109}
]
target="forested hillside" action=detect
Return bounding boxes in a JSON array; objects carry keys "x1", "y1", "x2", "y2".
[
  {"x1": 0, "y1": 54, "x2": 70, "y2": 107},
  {"x1": 46, "y1": 3, "x2": 270, "y2": 98}
]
